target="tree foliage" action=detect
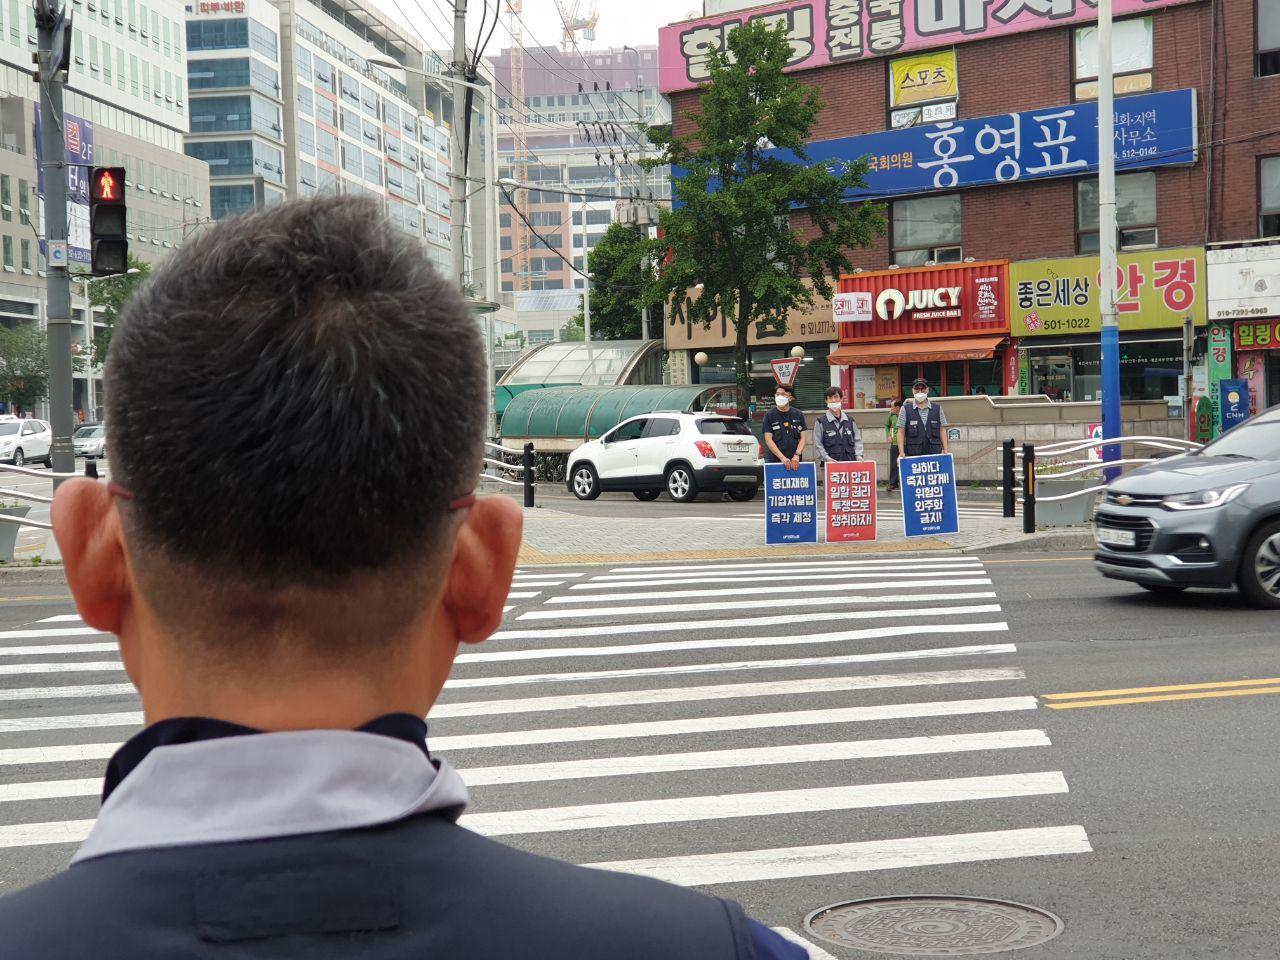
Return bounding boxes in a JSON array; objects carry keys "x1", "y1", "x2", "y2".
[
  {"x1": 89, "y1": 255, "x2": 151, "y2": 366},
  {"x1": 643, "y1": 20, "x2": 884, "y2": 412},
  {"x1": 0, "y1": 324, "x2": 52, "y2": 413},
  {"x1": 580, "y1": 222, "x2": 650, "y2": 341}
]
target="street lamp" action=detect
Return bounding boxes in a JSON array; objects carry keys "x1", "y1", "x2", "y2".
[{"x1": 76, "y1": 268, "x2": 139, "y2": 419}]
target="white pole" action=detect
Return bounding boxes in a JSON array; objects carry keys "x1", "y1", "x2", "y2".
[
  {"x1": 1097, "y1": 0, "x2": 1121, "y2": 474},
  {"x1": 582, "y1": 192, "x2": 591, "y2": 344},
  {"x1": 449, "y1": 0, "x2": 469, "y2": 291}
]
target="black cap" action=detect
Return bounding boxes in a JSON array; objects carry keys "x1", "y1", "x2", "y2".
[{"x1": 911, "y1": 377, "x2": 929, "y2": 389}]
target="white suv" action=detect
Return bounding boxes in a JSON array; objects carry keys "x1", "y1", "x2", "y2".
[
  {"x1": 567, "y1": 412, "x2": 762, "y2": 503},
  {"x1": 0, "y1": 419, "x2": 52, "y2": 467}
]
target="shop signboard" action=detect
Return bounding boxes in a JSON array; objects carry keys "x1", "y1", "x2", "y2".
[
  {"x1": 853, "y1": 366, "x2": 877, "y2": 407},
  {"x1": 837, "y1": 261, "x2": 1008, "y2": 341},
  {"x1": 889, "y1": 49, "x2": 957, "y2": 107},
  {"x1": 1232, "y1": 318, "x2": 1280, "y2": 351},
  {"x1": 825, "y1": 461, "x2": 877, "y2": 543},
  {"x1": 1018, "y1": 351, "x2": 1030, "y2": 394},
  {"x1": 833, "y1": 291, "x2": 873, "y2": 322},
  {"x1": 1010, "y1": 248, "x2": 1207, "y2": 336},
  {"x1": 900, "y1": 454, "x2": 959, "y2": 538},
  {"x1": 1220, "y1": 379, "x2": 1250, "y2": 432},
  {"x1": 1004, "y1": 348, "x2": 1020, "y2": 394},
  {"x1": 765, "y1": 462, "x2": 818, "y2": 545},
  {"x1": 34, "y1": 106, "x2": 94, "y2": 268},
  {"x1": 1207, "y1": 245, "x2": 1280, "y2": 321},
  {"x1": 1205, "y1": 321, "x2": 1233, "y2": 438},
  {"x1": 875, "y1": 365, "x2": 900, "y2": 400},
  {"x1": 762, "y1": 89, "x2": 1195, "y2": 202},
  {"x1": 1237, "y1": 353, "x2": 1264, "y2": 417},
  {"x1": 659, "y1": 0, "x2": 1199, "y2": 94}
]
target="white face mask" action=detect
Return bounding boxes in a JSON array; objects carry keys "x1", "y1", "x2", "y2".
[
  {"x1": 775, "y1": 395, "x2": 790, "y2": 408},
  {"x1": 827, "y1": 402, "x2": 842, "y2": 412},
  {"x1": 914, "y1": 391, "x2": 929, "y2": 404}
]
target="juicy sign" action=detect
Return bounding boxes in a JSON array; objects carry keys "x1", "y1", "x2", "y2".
[{"x1": 876, "y1": 285, "x2": 962, "y2": 321}]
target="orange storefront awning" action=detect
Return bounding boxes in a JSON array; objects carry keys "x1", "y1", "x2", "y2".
[{"x1": 827, "y1": 334, "x2": 1007, "y2": 366}]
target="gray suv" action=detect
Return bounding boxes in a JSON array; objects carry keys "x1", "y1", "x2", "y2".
[{"x1": 1094, "y1": 405, "x2": 1280, "y2": 607}]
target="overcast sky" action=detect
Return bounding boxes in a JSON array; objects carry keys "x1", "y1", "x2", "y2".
[{"x1": 381, "y1": 0, "x2": 703, "y2": 59}]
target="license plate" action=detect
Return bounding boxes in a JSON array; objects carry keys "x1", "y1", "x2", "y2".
[
  {"x1": 1095, "y1": 526, "x2": 1136, "y2": 547},
  {"x1": 725, "y1": 443, "x2": 750, "y2": 453}
]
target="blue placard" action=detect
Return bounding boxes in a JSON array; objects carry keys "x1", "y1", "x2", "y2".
[
  {"x1": 765, "y1": 461, "x2": 818, "y2": 545},
  {"x1": 899, "y1": 454, "x2": 960, "y2": 538},
  {"x1": 678, "y1": 89, "x2": 1196, "y2": 205},
  {"x1": 1220, "y1": 379, "x2": 1250, "y2": 432}
]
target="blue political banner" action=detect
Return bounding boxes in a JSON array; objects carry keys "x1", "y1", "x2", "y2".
[
  {"x1": 1220, "y1": 379, "x2": 1250, "y2": 432},
  {"x1": 678, "y1": 89, "x2": 1196, "y2": 205},
  {"x1": 765, "y1": 462, "x2": 818, "y2": 545},
  {"x1": 900, "y1": 454, "x2": 960, "y2": 538}
]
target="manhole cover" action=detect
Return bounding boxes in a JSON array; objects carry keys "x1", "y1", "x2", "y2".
[{"x1": 804, "y1": 896, "x2": 1063, "y2": 956}]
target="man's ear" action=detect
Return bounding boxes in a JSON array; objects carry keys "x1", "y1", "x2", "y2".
[
  {"x1": 51, "y1": 477, "x2": 131, "y2": 636},
  {"x1": 441, "y1": 496, "x2": 523, "y2": 646}
]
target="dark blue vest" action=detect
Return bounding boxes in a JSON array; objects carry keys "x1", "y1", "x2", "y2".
[
  {"x1": 903, "y1": 403, "x2": 943, "y2": 456},
  {"x1": 0, "y1": 813, "x2": 754, "y2": 959},
  {"x1": 817, "y1": 415, "x2": 859, "y2": 461}
]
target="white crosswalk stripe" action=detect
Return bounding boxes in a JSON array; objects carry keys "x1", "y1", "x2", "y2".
[{"x1": 0, "y1": 553, "x2": 1089, "y2": 908}]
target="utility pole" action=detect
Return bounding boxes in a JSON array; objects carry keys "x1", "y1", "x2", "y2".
[
  {"x1": 35, "y1": 0, "x2": 74, "y2": 481},
  {"x1": 1097, "y1": 0, "x2": 1121, "y2": 480},
  {"x1": 449, "y1": 0, "x2": 469, "y2": 291},
  {"x1": 581, "y1": 191, "x2": 591, "y2": 344}
]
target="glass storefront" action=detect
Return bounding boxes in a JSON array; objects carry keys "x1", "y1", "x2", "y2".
[
  {"x1": 692, "y1": 343, "x2": 833, "y2": 410},
  {"x1": 1026, "y1": 337, "x2": 1188, "y2": 402},
  {"x1": 900, "y1": 358, "x2": 1002, "y2": 397}
]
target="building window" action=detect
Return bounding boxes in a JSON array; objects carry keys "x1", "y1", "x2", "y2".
[
  {"x1": 1074, "y1": 16, "x2": 1153, "y2": 99},
  {"x1": 892, "y1": 195, "x2": 961, "y2": 266},
  {"x1": 298, "y1": 119, "x2": 315, "y2": 156},
  {"x1": 210, "y1": 183, "x2": 257, "y2": 219},
  {"x1": 499, "y1": 212, "x2": 511, "y2": 228},
  {"x1": 341, "y1": 144, "x2": 363, "y2": 177},
  {"x1": 530, "y1": 210, "x2": 562, "y2": 227},
  {"x1": 20, "y1": 239, "x2": 29, "y2": 273},
  {"x1": 297, "y1": 85, "x2": 313, "y2": 116},
  {"x1": 314, "y1": 56, "x2": 334, "y2": 93},
  {"x1": 1, "y1": 236, "x2": 11, "y2": 271},
  {"x1": 0, "y1": 176, "x2": 9, "y2": 222},
  {"x1": 1076, "y1": 172, "x2": 1157, "y2": 252},
  {"x1": 315, "y1": 96, "x2": 336, "y2": 128},
  {"x1": 296, "y1": 46, "x2": 312, "y2": 83},
  {"x1": 1261, "y1": 157, "x2": 1280, "y2": 236},
  {"x1": 500, "y1": 235, "x2": 512, "y2": 250},
  {"x1": 17, "y1": 180, "x2": 28, "y2": 225},
  {"x1": 1261, "y1": 0, "x2": 1280, "y2": 76},
  {"x1": 315, "y1": 128, "x2": 337, "y2": 165}
]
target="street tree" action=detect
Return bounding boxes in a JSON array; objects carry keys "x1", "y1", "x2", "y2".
[
  {"x1": 643, "y1": 19, "x2": 883, "y2": 414},
  {"x1": 575, "y1": 222, "x2": 649, "y2": 341},
  {"x1": 0, "y1": 324, "x2": 54, "y2": 413},
  {"x1": 89, "y1": 255, "x2": 151, "y2": 366}
]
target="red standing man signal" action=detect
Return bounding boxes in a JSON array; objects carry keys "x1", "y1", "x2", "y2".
[{"x1": 88, "y1": 166, "x2": 128, "y2": 276}]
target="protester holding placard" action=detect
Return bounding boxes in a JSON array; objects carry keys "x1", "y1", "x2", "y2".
[
  {"x1": 762, "y1": 383, "x2": 807, "y2": 470},
  {"x1": 814, "y1": 387, "x2": 864, "y2": 466},
  {"x1": 897, "y1": 377, "x2": 949, "y2": 458}
]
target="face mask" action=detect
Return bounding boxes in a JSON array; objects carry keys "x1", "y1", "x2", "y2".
[
  {"x1": 775, "y1": 395, "x2": 790, "y2": 407},
  {"x1": 827, "y1": 402, "x2": 842, "y2": 412},
  {"x1": 914, "y1": 391, "x2": 929, "y2": 403}
]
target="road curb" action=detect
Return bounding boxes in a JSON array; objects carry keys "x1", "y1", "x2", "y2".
[
  {"x1": 0, "y1": 564, "x2": 68, "y2": 584},
  {"x1": 967, "y1": 529, "x2": 1095, "y2": 554}
]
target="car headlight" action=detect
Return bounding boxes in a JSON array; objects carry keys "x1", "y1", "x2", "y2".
[{"x1": 1163, "y1": 483, "x2": 1250, "y2": 511}]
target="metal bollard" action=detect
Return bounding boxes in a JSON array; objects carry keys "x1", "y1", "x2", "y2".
[
  {"x1": 1021, "y1": 442, "x2": 1036, "y2": 534},
  {"x1": 84, "y1": 459, "x2": 99, "y2": 480},
  {"x1": 1001, "y1": 439, "x2": 1015, "y2": 518},
  {"x1": 522, "y1": 442, "x2": 535, "y2": 508}
]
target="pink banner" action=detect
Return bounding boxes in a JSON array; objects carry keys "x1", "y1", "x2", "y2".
[{"x1": 659, "y1": 0, "x2": 1201, "y2": 94}]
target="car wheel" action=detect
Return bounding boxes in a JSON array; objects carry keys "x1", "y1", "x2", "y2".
[
  {"x1": 12, "y1": 448, "x2": 24, "y2": 468},
  {"x1": 43, "y1": 454, "x2": 53, "y2": 468},
  {"x1": 727, "y1": 485, "x2": 759, "y2": 503},
  {"x1": 1138, "y1": 583, "x2": 1186, "y2": 595},
  {"x1": 633, "y1": 489, "x2": 661, "y2": 502},
  {"x1": 666, "y1": 464, "x2": 698, "y2": 503},
  {"x1": 1241, "y1": 519, "x2": 1280, "y2": 609},
  {"x1": 570, "y1": 463, "x2": 601, "y2": 501}
]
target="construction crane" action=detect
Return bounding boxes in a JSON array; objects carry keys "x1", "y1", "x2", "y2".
[
  {"x1": 505, "y1": 0, "x2": 531, "y2": 292},
  {"x1": 554, "y1": 0, "x2": 598, "y2": 50}
]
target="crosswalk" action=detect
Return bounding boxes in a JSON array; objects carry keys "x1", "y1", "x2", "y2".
[{"x1": 0, "y1": 556, "x2": 1090, "y2": 923}]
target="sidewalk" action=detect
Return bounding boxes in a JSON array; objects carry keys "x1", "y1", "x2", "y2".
[{"x1": 516, "y1": 505, "x2": 1085, "y2": 565}]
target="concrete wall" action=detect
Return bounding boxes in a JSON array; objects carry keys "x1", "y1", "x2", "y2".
[{"x1": 833, "y1": 396, "x2": 1181, "y2": 483}]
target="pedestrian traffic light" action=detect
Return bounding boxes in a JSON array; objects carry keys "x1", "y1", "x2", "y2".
[{"x1": 89, "y1": 166, "x2": 127, "y2": 276}]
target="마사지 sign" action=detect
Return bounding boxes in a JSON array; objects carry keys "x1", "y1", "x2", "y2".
[
  {"x1": 825, "y1": 461, "x2": 877, "y2": 543},
  {"x1": 899, "y1": 454, "x2": 959, "y2": 538},
  {"x1": 765, "y1": 462, "x2": 818, "y2": 545}
]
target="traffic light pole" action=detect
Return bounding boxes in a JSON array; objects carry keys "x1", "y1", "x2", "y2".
[{"x1": 36, "y1": 0, "x2": 75, "y2": 483}]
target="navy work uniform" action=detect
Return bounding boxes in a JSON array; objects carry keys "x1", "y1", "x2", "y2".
[
  {"x1": 898, "y1": 399, "x2": 948, "y2": 456},
  {"x1": 814, "y1": 411, "x2": 864, "y2": 463},
  {"x1": 0, "y1": 715, "x2": 808, "y2": 960},
  {"x1": 761, "y1": 405, "x2": 807, "y2": 462}
]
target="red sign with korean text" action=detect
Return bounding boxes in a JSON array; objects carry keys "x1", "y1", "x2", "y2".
[
  {"x1": 836, "y1": 261, "x2": 1009, "y2": 343},
  {"x1": 825, "y1": 461, "x2": 877, "y2": 543},
  {"x1": 1234, "y1": 319, "x2": 1280, "y2": 352}
]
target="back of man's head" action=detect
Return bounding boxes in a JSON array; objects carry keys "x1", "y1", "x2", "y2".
[{"x1": 103, "y1": 196, "x2": 486, "y2": 648}]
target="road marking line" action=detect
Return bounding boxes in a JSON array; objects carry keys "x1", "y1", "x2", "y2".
[
  {"x1": 431, "y1": 696, "x2": 1039, "y2": 751},
  {"x1": 555, "y1": 571, "x2": 990, "y2": 603},
  {"x1": 1045, "y1": 686, "x2": 1280, "y2": 710},
  {"x1": 0, "y1": 777, "x2": 101, "y2": 803},
  {"x1": 0, "y1": 642, "x2": 117, "y2": 657},
  {"x1": 0, "y1": 670, "x2": 1025, "y2": 734},
  {"x1": 445, "y1": 644, "x2": 1019, "y2": 689},
  {"x1": 0, "y1": 819, "x2": 93, "y2": 849},
  {"x1": 466, "y1": 772, "x2": 1070, "y2": 837},
  {"x1": 1043, "y1": 676, "x2": 1280, "y2": 700},
  {"x1": 493, "y1": 594, "x2": 999, "y2": 640},
  {"x1": 586, "y1": 826, "x2": 1093, "y2": 887},
  {"x1": 505, "y1": 591, "x2": 540, "y2": 599},
  {"x1": 0, "y1": 661, "x2": 122, "y2": 675},
  {"x1": 36, "y1": 615, "x2": 83, "y2": 623},
  {"x1": 517, "y1": 583, "x2": 994, "y2": 620},
  {"x1": 606, "y1": 556, "x2": 983, "y2": 575},
  {"x1": 0, "y1": 596, "x2": 73, "y2": 604},
  {"x1": 464, "y1": 619, "x2": 1008, "y2": 664},
  {"x1": 771, "y1": 927, "x2": 837, "y2": 960},
  {"x1": 0, "y1": 682, "x2": 134, "y2": 702},
  {"x1": 461, "y1": 730, "x2": 1051, "y2": 786},
  {"x1": 0, "y1": 696, "x2": 1039, "y2": 764},
  {"x1": 575, "y1": 565, "x2": 984, "y2": 589},
  {"x1": 0, "y1": 627, "x2": 102, "y2": 640}
]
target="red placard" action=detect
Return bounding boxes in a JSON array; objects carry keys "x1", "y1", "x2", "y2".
[
  {"x1": 836, "y1": 261, "x2": 1010, "y2": 342},
  {"x1": 825, "y1": 461, "x2": 877, "y2": 543}
]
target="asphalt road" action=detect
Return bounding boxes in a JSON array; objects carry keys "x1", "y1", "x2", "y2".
[{"x1": 0, "y1": 553, "x2": 1276, "y2": 959}]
